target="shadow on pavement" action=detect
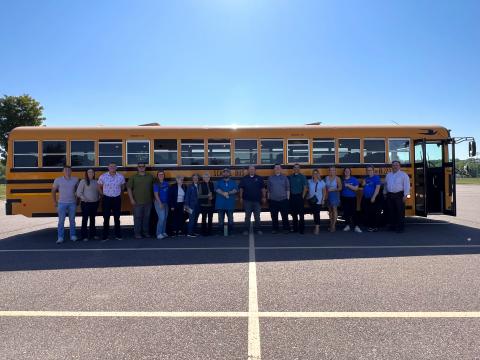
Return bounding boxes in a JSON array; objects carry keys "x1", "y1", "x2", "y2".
[{"x1": 0, "y1": 218, "x2": 479, "y2": 272}]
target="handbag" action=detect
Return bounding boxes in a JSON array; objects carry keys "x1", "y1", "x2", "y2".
[{"x1": 308, "y1": 182, "x2": 319, "y2": 206}]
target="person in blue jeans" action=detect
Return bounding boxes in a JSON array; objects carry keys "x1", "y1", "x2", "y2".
[
  {"x1": 362, "y1": 165, "x2": 382, "y2": 232},
  {"x1": 185, "y1": 173, "x2": 201, "y2": 237},
  {"x1": 215, "y1": 168, "x2": 238, "y2": 235},
  {"x1": 51, "y1": 165, "x2": 79, "y2": 244},
  {"x1": 153, "y1": 170, "x2": 169, "y2": 239}
]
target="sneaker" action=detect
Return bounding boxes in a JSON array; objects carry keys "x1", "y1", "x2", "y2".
[
  {"x1": 93, "y1": 236, "x2": 100, "y2": 240},
  {"x1": 257, "y1": 230, "x2": 263, "y2": 235},
  {"x1": 162, "y1": 233, "x2": 168, "y2": 237},
  {"x1": 343, "y1": 225, "x2": 351, "y2": 232},
  {"x1": 82, "y1": 238, "x2": 89, "y2": 242},
  {"x1": 367, "y1": 227, "x2": 374, "y2": 232},
  {"x1": 56, "y1": 237, "x2": 64, "y2": 244},
  {"x1": 354, "y1": 226, "x2": 363, "y2": 233},
  {"x1": 71, "y1": 236, "x2": 78, "y2": 242},
  {"x1": 115, "y1": 237, "x2": 123, "y2": 241},
  {"x1": 156, "y1": 234, "x2": 164, "y2": 240},
  {"x1": 242, "y1": 230, "x2": 249, "y2": 236},
  {"x1": 187, "y1": 233, "x2": 197, "y2": 238},
  {"x1": 101, "y1": 237, "x2": 108, "y2": 242},
  {"x1": 373, "y1": 227, "x2": 379, "y2": 232}
]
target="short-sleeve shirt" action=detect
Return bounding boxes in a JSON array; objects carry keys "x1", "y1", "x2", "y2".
[
  {"x1": 342, "y1": 176, "x2": 359, "y2": 198},
  {"x1": 53, "y1": 176, "x2": 78, "y2": 203},
  {"x1": 153, "y1": 180, "x2": 169, "y2": 203},
  {"x1": 98, "y1": 172, "x2": 125, "y2": 197},
  {"x1": 239, "y1": 175, "x2": 265, "y2": 202},
  {"x1": 363, "y1": 175, "x2": 381, "y2": 199},
  {"x1": 267, "y1": 174, "x2": 290, "y2": 201},
  {"x1": 127, "y1": 173, "x2": 154, "y2": 204},
  {"x1": 289, "y1": 173, "x2": 307, "y2": 195},
  {"x1": 215, "y1": 179, "x2": 238, "y2": 210},
  {"x1": 308, "y1": 179, "x2": 326, "y2": 204}
]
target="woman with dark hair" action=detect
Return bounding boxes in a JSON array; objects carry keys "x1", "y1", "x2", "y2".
[
  {"x1": 341, "y1": 167, "x2": 362, "y2": 233},
  {"x1": 153, "y1": 170, "x2": 169, "y2": 239},
  {"x1": 362, "y1": 165, "x2": 382, "y2": 232},
  {"x1": 76, "y1": 168, "x2": 100, "y2": 241},
  {"x1": 168, "y1": 175, "x2": 187, "y2": 237}
]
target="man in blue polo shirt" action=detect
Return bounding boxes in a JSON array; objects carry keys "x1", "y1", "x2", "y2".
[
  {"x1": 215, "y1": 168, "x2": 238, "y2": 235},
  {"x1": 239, "y1": 165, "x2": 266, "y2": 235}
]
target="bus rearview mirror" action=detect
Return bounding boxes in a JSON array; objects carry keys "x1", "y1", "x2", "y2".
[{"x1": 469, "y1": 141, "x2": 476, "y2": 157}]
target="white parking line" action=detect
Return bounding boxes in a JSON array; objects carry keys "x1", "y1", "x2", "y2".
[
  {"x1": 1, "y1": 311, "x2": 479, "y2": 318},
  {"x1": 248, "y1": 226, "x2": 262, "y2": 360},
  {"x1": 259, "y1": 311, "x2": 480, "y2": 318},
  {"x1": 0, "y1": 311, "x2": 248, "y2": 317}
]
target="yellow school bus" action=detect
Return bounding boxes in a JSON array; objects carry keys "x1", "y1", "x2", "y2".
[{"x1": 5, "y1": 125, "x2": 475, "y2": 217}]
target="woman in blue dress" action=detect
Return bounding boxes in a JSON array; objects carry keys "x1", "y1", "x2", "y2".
[{"x1": 325, "y1": 166, "x2": 342, "y2": 232}]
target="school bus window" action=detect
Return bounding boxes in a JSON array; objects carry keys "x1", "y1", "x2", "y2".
[
  {"x1": 181, "y1": 139, "x2": 204, "y2": 165},
  {"x1": 338, "y1": 138, "x2": 360, "y2": 164},
  {"x1": 389, "y1": 138, "x2": 410, "y2": 164},
  {"x1": 287, "y1": 139, "x2": 309, "y2": 163},
  {"x1": 13, "y1": 141, "x2": 38, "y2": 168},
  {"x1": 71, "y1": 141, "x2": 95, "y2": 167},
  {"x1": 154, "y1": 139, "x2": 177, "y2": 165},
  {"x1": 261, "y1": 139, "x2": 284, "y2": 164},
  {"x1": 99, "y1": 141, "x2": 123, "y2": 167},
  {"x1": 364, "y1": 139, "x2": 385, "y2": 164},
  {"x1": 235, "y1": 139, "x2": 257, "y2": 165},
  {"x1": 208, "y1": 139, "x2": 230, "y2": 165},
  {"x1": 127, "y1": 140, "x2": 150, "y2": 165},
  {"x1": 426, "y1": 142, "x2": 443, "y2": 168},
  {"x1": 42, "y1": 141, "x2": 66, "y2": 167},
  {"x1": 312, "y1": 139, "x2": 335, "y2": 164}
]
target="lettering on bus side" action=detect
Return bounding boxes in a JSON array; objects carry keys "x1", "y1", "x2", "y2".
[{"x1": 212, "y1": 169, "x2": 244, "y2": 177}]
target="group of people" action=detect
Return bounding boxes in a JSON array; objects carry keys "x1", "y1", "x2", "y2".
[{"x1": 51, "y1": 161, "x2": 410, "y2": 244}]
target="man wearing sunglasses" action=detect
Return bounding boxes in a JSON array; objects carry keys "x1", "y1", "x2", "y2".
[{"x1": 127, "y1": 162, "x2": 154, "y2": 239}]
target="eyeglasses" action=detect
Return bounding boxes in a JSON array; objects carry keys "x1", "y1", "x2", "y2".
[{"x1": 138, "y1": 165, "x2": 146, "y2": 168}]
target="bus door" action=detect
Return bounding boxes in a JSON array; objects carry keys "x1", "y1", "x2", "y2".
[
  {"x1": 414, "y1": 140, "x2": 427, "y2": 216},
  {"x1": 414, "y1": 139, "x2": 455, "y2": 216},
  {"x1": 443, "y1": 138, "x2": 456, "y2": 216}
]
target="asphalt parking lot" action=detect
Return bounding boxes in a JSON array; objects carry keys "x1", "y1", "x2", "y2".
[{"x1": 1, "y1": 185, "x2": 480, "y2": 360}]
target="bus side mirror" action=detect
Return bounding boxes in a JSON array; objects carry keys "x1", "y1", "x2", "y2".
[{"x1": 469, "y1": 141, "x2": 476, "y2": 157}]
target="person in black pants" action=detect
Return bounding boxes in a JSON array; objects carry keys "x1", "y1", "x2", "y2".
[
  {"x1": 76, "y1": 169, "x2": 100, "y2": 241},
  {"x1": 267, "y1": 164, "x2": 291, "y2": 234},
  {"x1": 97, "y1": 163, "x2": 126, "y2": 241},
  {"x1": 384, "y1": 161, "x2": 411, "y2": 232},
  {"x1": 288, "y1": 163, "x2": 308, "y2": 234},
  {"x1": 340, "y1": 167, "x2": 362, "y2": 233},
  {"x1": 361, "y1": 165, "x2": 382, "y2": 232},
  {"x1": 168, "y1": 175, "x2": 187, "y2": 236},
  {"x1": 198, "y1": 172, "x2": 215, "y2": 236}
]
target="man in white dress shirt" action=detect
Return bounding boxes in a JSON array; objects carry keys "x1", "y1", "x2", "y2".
[{"x1": 384, "y1": 160, "x2": 410, "y2": 232}]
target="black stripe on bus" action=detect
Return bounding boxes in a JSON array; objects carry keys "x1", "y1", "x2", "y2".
[
  {"x1": 7, "y1": 179, "x2": 54, "y2": 184},
  {"x1": 10, "y1": 163, "x2": 412, "y2": 173},
  {"x1": 11, "y1": 189, "x2": 52, "y2": 194},
  {"x1": 5, "y1": 199, "x2": 21, "y2": 216}
]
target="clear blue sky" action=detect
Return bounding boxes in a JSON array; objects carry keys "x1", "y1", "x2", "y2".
[{"x1": 1, "y1": 0, "x2": 478, "y2": 158}]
